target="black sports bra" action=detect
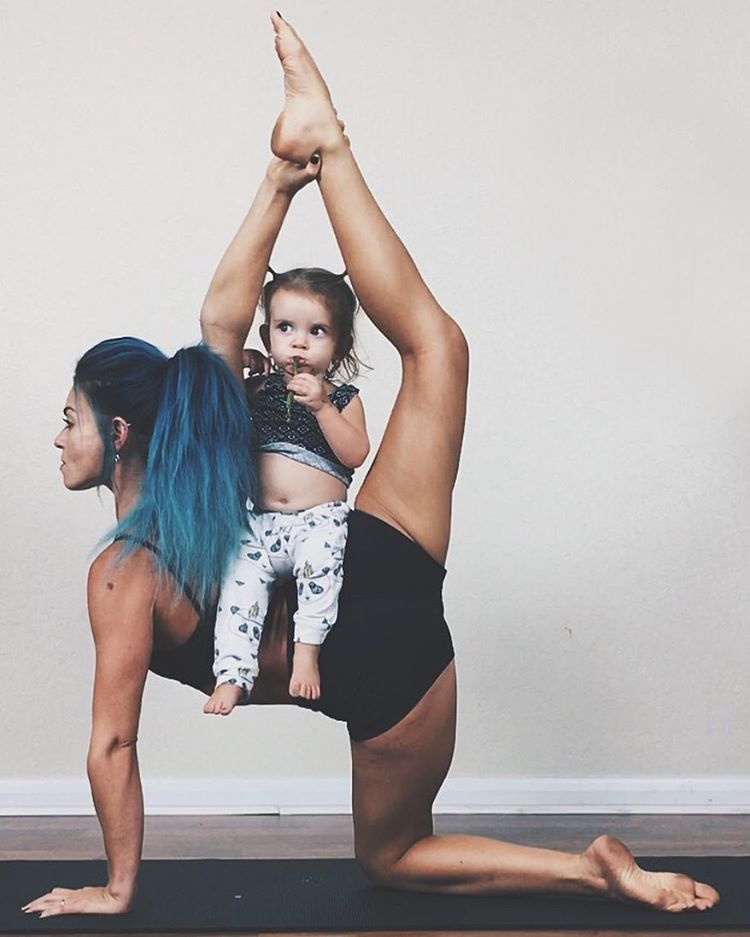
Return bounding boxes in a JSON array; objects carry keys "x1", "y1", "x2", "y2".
[{"x1": 114, "y1": 537, "x2": 218, "y2": 693}]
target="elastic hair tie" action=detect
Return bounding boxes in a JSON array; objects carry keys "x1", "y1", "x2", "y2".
[
  {"x1": 338, "y1": 270, "x2": 348, "y2": 280},
  {"x1": 267, "y1": 266, "x2": 277, "y2": 279}
]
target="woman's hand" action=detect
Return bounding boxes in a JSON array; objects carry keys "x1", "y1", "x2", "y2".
[
  {"x1": 243, "y1": 347, "x2": 271, "y2": 396},
  {"x1": 243, "y1": 347, "x2": 271, "y2": 378},
  {"x1": 22, "y1": 885, "x2": 133, "y2": 918},
  {"x1": 265, "y1": 118, "x2": 347, "y2": 195},
  {"x1": 265, "y1": 154, "x2": 320, "y2": 195}
]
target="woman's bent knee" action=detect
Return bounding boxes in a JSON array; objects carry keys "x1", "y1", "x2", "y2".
[
  {"x1": 356, "y1": 849, "x2": 401, "y2": 888},
  {"x1": 442, "y1": 319, "x2": 469, "y2": 382},
  {"x1": 405, "y1": 319, "x2": 469, "y2": 387}
]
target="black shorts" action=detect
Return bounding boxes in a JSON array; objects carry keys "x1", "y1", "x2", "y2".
[{"x1": 291, "y1": 510, "x2": 455, "y2": 741}]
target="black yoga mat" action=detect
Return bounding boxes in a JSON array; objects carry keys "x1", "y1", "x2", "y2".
[{"x1": 3, "y1": 857, "x2": 748, "y2": 932}]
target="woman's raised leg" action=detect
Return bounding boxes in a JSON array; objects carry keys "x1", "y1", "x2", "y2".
[
  {"x1": 268, "y1": 14, "x2": 720, "y2": 915},
  {"x1": 270, "y1": 12, "x2": 467, "y2": 566}
]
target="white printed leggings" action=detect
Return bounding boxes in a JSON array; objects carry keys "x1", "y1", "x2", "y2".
[{"x1": 213, "y1": 501, "x2": 350, "y2": 694}]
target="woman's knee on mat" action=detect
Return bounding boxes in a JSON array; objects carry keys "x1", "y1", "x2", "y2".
[
  {"x1": 355, "y1": 844, "x2": 403, "y2": 887},
  {"x1": 356, "y1": 835, "x2": 437, "y2": 889}
]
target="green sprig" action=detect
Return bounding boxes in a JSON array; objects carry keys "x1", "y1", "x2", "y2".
[{"x1": 285, "y1": 356, "x2": 300, "y2": 422}]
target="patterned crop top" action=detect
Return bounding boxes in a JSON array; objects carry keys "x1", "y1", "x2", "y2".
[{"x1": 251, "y1": 372, "x2": 360, "y2": 487}]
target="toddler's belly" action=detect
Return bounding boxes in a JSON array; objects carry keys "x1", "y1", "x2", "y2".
[{"x1": 257, "y1": 452, "x2": 347, "y2": 511}]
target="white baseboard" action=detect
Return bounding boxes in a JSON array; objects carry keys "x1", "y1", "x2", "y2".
[{"x1": 3, "y1": 777, "x2": 750, "y2": 815}]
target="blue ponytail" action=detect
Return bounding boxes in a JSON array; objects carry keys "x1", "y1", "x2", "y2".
[{"x1": 74, "y1": 337, "x2": 255, "y2": 607}]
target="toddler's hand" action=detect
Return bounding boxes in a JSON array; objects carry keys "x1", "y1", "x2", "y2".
[{"x1": 288, "y1": 373, "x2": 328, "y2": 413}]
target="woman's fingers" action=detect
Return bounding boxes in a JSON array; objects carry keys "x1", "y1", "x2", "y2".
[
  {"x1": 23, "y1": 885, "x2": 129, "y2": 917},
  {"x1": 243, "y1": 348, "x2": 270, "y2": 376},
  {"x1": 22, "y1": 886, "x2": 72, "y2": 916},
  {"x1": 266, "y1": 154, "x2": 320, "y2": 192}
]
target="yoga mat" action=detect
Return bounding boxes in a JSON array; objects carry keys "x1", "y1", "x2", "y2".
[{"x1": 3, "y1": 857, "x2": 747, "y2": 932}]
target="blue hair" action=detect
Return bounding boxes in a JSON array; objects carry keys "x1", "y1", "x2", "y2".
[{"x1": 74, "y1": 337, "x2": 255, "y2": 608}]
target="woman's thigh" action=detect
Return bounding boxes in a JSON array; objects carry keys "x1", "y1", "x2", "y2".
[
  {"x1": 350, "y1": 661, "x2": 457, "y2": 876},
  {"x1": 355, "y1": 325, "x2": 469, "y2": 567}
]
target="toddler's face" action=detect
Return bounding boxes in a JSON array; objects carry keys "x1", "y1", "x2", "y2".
[{"x1": 266, "y1": 288, "x2": 338, "y2": 379}]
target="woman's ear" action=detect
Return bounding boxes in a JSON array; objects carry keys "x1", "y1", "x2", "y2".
[{"x1": 111, "y1": 416, "x2": 131, "y2": 454}]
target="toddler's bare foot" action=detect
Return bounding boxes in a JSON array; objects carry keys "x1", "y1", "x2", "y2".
[
  {"x1": 579, "y1": 834, "x2": 719, "y2": 913},
  {"x1": 270, "y1": 11, "x2": 346, "y2": 164},
  {"x1": 203, "y1": 683, "x2": 243, "y2": 715},
  {"x1": 289, "y1": 642, "x2": 321, "y2": 700}
]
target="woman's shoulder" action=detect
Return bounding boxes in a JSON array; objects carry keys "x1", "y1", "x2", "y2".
[
  {"x1": 88, "y1": 541, "x2": 159, "y2": 601},
  {"x1": 85, "y1": 543, "x2": 159, "y2": 665}
]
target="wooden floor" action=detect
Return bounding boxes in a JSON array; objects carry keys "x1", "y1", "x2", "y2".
[{"x1": 4, "y1": 813, "x2": 748, "y2": 937}]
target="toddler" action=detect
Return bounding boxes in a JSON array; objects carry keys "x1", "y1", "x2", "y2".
[{"x1": 204, "y1": 267, "x2": 369, "y2": 714}]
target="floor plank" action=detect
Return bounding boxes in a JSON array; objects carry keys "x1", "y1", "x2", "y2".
[{"x1": 2, "y1": 813, "x2": 749, "y2": 858}]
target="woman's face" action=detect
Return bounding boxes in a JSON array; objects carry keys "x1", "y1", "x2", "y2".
[
  {"x1": 54, "y1": 388, "x2": 105, "y2": 490},
  {"x1": 266, "y1": 288, "x2": 338, "y2": 378}
]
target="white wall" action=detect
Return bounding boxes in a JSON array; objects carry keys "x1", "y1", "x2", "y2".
[{"x1": 2, "y1": 0, "x2": 750, "y2": 803}]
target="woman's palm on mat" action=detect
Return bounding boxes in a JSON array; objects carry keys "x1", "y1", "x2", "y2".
[{"x1": 22, "y1": 885, "x2": 132, "y2": 918}]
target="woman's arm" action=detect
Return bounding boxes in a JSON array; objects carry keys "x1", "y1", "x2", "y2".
[
  {"x1": 22, "y1": 546, "x2": 155, "y2": 918},
  {"x1": 87, "y1": 547, "x2": 154, "y2": 902},
  {"x1": 200, "y1": 157, "x2": 321, "y2": 383}
]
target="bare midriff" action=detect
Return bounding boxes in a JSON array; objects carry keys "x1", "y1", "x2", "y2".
[
  {"x1": 151, "y1": 566, "x2": 295, "y2": 705},
  {"x1": 257, "y1": 451, "x2": 347, "y2": 511}
]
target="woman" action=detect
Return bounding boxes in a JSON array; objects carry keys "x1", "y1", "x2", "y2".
[{"x1": 24, "y1": 13, "x2": 718, "y2": 919}]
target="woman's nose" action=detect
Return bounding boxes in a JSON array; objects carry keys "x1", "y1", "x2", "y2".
[{"x1": 53, "y1": 430, "x2": 64, "y2": 449}]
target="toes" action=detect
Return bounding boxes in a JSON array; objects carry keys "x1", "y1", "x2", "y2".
[
  {"x1": 694, "y1": 880, "x2": 720, "y2": 905},
  {"x1": 664, "y1": 875, "x2": 720, "y2": 913},
  {"x1": 695, "y1": 880, "x2": 718, "y2": 899},
  {"x1": 270, "y1": 12, "x2": 302, "y2": 52}
]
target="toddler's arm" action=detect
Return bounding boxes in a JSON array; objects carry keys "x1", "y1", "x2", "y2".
[{"x1": 315, "y1": 395, "x2": 370, "y2": 469}]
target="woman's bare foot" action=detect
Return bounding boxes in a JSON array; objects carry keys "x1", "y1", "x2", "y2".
[
  {"x1": 289, "y1": 642, "x2": 321, "y2": 700},
  {"x1": 203, "y1": 683, "x2": 243, "y2": 715},
  {"x1": 270, "y1": 11, "x2": 345, "y2": 164},
  {"x1": 579, "y1": 834, "x2": 720, "y2": 913}
]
